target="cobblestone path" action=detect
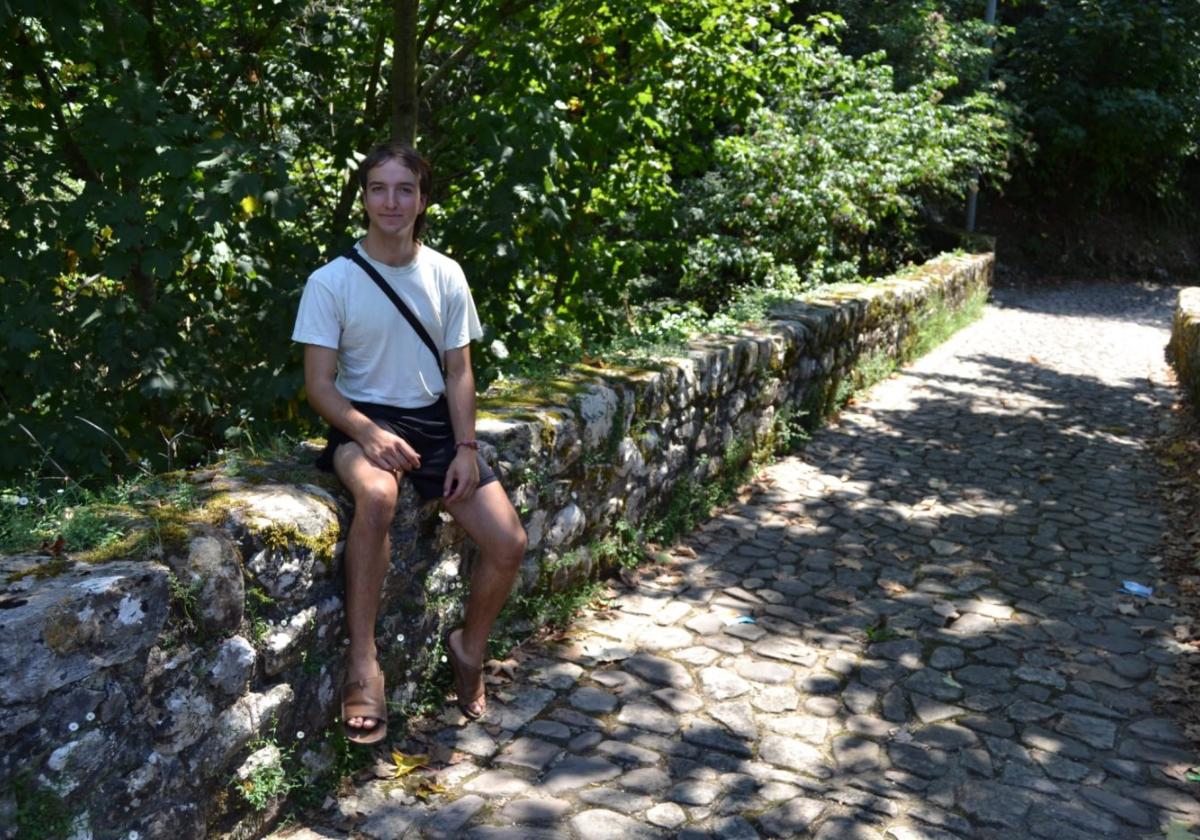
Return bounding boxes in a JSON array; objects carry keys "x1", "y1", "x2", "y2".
[{"x1": 283, "y1": 283, "x2": 1200, "y2": 839}]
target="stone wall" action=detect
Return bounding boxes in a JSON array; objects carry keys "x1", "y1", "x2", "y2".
[
  {"x1": 0, "y1": 252, "x2": 992, "y2": 838},
  {"x1": 1169, "y1": 287, "x2": 1200, "y2": 410}
]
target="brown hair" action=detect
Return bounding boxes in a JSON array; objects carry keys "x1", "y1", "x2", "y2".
[{"x1": 357, "y1": 143, "x2": 432, "y2": 241}]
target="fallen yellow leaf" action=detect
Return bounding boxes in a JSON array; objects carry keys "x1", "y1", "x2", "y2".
[{"x1": 391, "y1": 751, "x2": 429, "y2": 779}]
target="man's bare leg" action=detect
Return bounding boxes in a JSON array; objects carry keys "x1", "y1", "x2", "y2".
[
  {"x1": 444, "y1": 481, "x2": 526, "y2": 716},
  {"x1": 333, "y1": 443, "x2": 400, "y2": 732}
]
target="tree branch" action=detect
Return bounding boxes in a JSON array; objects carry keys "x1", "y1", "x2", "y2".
[
  {"x1": 416, "y1": 0, "x2": 450, "y2": 54},
  {"x1": 421, "y1": 0, "x2": 540, "y2": 95},
  {"x1": 17, "y1": 29, "x2": 100, "y2": 184},
  {"x1": 329, "y1": 28, "x2": 390, "y2": 250},
  {"x1": 137, "y1": 0, "x2": 169, "y2": 84}
]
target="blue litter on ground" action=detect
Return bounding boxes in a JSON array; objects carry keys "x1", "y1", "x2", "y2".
[
  {"x1": 1120, "y1": 580, "x2": 1154, "y2": 598},
  {"x1": 732, "y1": 616, "x2": 756, "y2": 624}
]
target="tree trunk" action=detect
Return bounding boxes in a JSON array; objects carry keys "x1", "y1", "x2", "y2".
[
  {"x1": 328, "y1": 29, "x2": 389, "y2": 251},
  {"x1": 391, "y1": 0, "x2": 420, "y2": 145}
]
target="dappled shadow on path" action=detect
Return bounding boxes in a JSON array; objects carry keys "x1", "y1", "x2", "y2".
[
  {"x1": 601, "y1": 340, "x2": 1193, "y2": 836},
  {"x1": 495, "y1": 332, "x2": 1196, "y2": 836},
  {"x1": 299, "y1": 290, "x2": 1198, "y2": 839}
]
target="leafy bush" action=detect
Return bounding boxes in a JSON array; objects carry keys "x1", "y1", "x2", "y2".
[
  {"x1": 791, "y1": 1, "x2": 1001, "y2": 94},
  {"x1": 1002, "y1": 0, "x2": 1200, "y2": 206},
  {"x1": 675, "y1": 44, "x2": 1012, "y2": 305},
  {"x1": 804, "y1": 0, "x2": 1200, "y2": 209}
]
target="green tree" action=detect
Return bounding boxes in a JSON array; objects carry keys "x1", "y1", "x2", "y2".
[
  {"x1": 1002, "y1": 0, "x2": 1200, "y2": 206},
  {"x1": 0, "y1": 0, "x2": 1018, "y2": 485}
]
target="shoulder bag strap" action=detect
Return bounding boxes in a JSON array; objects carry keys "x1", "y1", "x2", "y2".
[{"x1": 345, "y1": 248, "x2": 445, "y2": 377}]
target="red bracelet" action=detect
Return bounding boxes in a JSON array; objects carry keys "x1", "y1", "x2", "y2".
[{"x1": 455, "y1": 439, "x2": 479, "y2": 451}]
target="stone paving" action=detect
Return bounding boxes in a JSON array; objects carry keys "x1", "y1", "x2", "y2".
[{"x1": 279, "y1": 282, "x2": 1200, "y2": 839}]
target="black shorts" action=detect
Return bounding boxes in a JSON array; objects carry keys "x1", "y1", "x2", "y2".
[{"x1": 315, "y1": 396, "x2": 497, "y2": 501}]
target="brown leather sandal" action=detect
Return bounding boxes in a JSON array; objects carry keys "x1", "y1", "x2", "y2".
[
  {"x1": 342, "y1": 665, "x2": 388, "y2": 745},
  {"x1": 444, "y1": 627, "x2": 486, "y2": 720}
]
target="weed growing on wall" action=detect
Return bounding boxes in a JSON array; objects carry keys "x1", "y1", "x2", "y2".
[
  {"x1": 234, "y1": 737, "x2": 298, "y2": 812},
  {"x1": 592, "y1": 518, "x2": 645, "y2": 570},
  {"x1": 835, "y1": 349, "x2": 898, "y2": 410},
  {"x1": 647, "y1": 431, "x2": 774, "y2": 546},
  {"x1": 8, "y1": 773, "x2": 74, "y2": 840},
  {"x1": 245, "y1": 586, "x2": 276, "y2": 644},
  {"x1": 906, "y1": 286, "x2": 989, "y2": 360},
  {"x1": 773, "y1": 405, "x2": 812, "y2": 454},
  {"x1": 167, "y1": 573, "x2": 202, "y2": 630}
]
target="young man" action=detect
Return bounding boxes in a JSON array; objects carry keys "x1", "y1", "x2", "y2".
[{"x1": 292, "y1": 143, "x2": 526, "y2": 744}]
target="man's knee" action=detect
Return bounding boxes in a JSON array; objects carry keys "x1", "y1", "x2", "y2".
[
  {"x1": 492, "y1": 524, "x2": 527, "y2": 574},
  {"x1": 353, "y1": 480, "x2": 399, "y2": 531}
]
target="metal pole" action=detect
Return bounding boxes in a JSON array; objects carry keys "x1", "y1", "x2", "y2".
[{"x1": 965, "y1": 0, "x2": 998, "y2": 232}]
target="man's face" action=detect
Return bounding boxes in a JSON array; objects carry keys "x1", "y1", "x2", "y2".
[{"x1": 362, "y1": 158, "x2": 427, "y2": 238}]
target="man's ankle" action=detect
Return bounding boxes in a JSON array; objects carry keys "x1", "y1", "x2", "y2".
[
  {"x1": 347, "y1": 643, "x2": 379, "y2": 670},
  {"x1": 455, "y1": 627, "x2": 487, "y2": 663}
]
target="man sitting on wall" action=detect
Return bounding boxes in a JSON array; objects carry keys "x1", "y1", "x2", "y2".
[{"x1": 292, "y1": 142, "x2": 527, "y2": 744}]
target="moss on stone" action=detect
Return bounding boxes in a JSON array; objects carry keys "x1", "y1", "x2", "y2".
[
  {"x1": 42, "y1": 606, "x2": 83, "y2": 653},
  {"x1": 255, "y1": 519, "x2": 339, "y2": 563}
]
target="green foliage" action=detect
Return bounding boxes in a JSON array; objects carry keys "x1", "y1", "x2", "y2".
[
  {"x1": 0, "y1": 1, "x2": 376, "y2": 482},
  {"x1": 0, "y1": 467, "x2": 198, "y2": 555},
  {"x1": 9, "y1": 773, "x2": 73, "y2": 840},
  {"x1": 773, "y1": 405, "x2": 812, "y2": 454},
  {"x1": 865, "y1": 622, "x2": 899, "y2": 643},
  {"x1": 646, "y1": 468, "x2": 723, "y2": 546},
  {"x1": 592, "y1": 518, "x2": 645, "y2": 570},
  {"x1": 429, "y1": 0, "x2": 814, "y2": 370},
  {"x1": 792, "y1": 1, "x2": 1002, "y2": 94},
  {"x1": 804, "y1": 0, "x2": 1200, "y2": 209},
  {"x1": 905, "y1": 285, "x2": 989, "y2": 359},
  {"x1": 677, "y1": 42, "x2": 1011, "y2": 306},
  {"x1": 234, "y1": 737, "x2": 298, "y2": 812},
  {"x1": 1003, "y1": 0, "x2": 1200, "y2": 206},
  {"x1": 0, "y1": 0, "x2": 1022, "y2": 485},
  {"x1": 167, "y1": 571, "x2": 203, "y2": 636},
  {"x1": 646, "y1": 430, "x2": 770, "y2": 545},
  {"x1": 834, "y1": 349, "x2": 895, "y2": 410},
  {"x1": 245, "y1": 585, "x2": 276, "y2": 644},
  {"x1": 505, "y1": 579, "x2": 609, "y2": 638}
]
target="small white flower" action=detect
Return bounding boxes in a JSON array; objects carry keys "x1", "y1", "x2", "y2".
[
  {"x1": 396, "y1": 633, "x2": 405, "y2": 642},
  {"x1": 68, "y1": 722, "x2": 79, "y2": 732},
  {"x1": 57, "y1": 488, "x2": 65, "y2": 494},
  {"x1": 296, "y1": 731, "x2": 305, "y2": 740},
  {"x1": 17, "y1": 496, "x2": 29, "y2": 506},
  {"x1": 129, "y1": 832, "x2": 141, "y2": 840},
  {"x1": 85, "y1": 712, "x2": 96, "y2": 722}
]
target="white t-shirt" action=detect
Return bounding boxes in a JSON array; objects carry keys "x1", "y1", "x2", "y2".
[{"x1": 292, "y1": 242, "x2": 484, "y2": 408}]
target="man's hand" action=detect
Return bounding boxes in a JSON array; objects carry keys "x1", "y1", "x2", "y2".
[
  {"x1": 305, "y1": 344, "x2": 420, "y2": 474},
  {"x1": 360, "y1": 424, "x2": 421, "y2": 474},
  {"x1": 443, "y1": 447, "x2": 480, "y2": 503}
]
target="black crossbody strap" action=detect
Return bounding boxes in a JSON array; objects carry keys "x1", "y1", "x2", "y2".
[{"x1": 345, "y1": 248, "x2": 444, "y2": 377}]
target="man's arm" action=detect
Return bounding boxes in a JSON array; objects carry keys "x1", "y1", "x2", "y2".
[
  {"x1": 442, "y1": 343, "x2": 481, "y2": 502},
  {"x1": 303, "y1": 344, "x2": 422, "y2": 472}
]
